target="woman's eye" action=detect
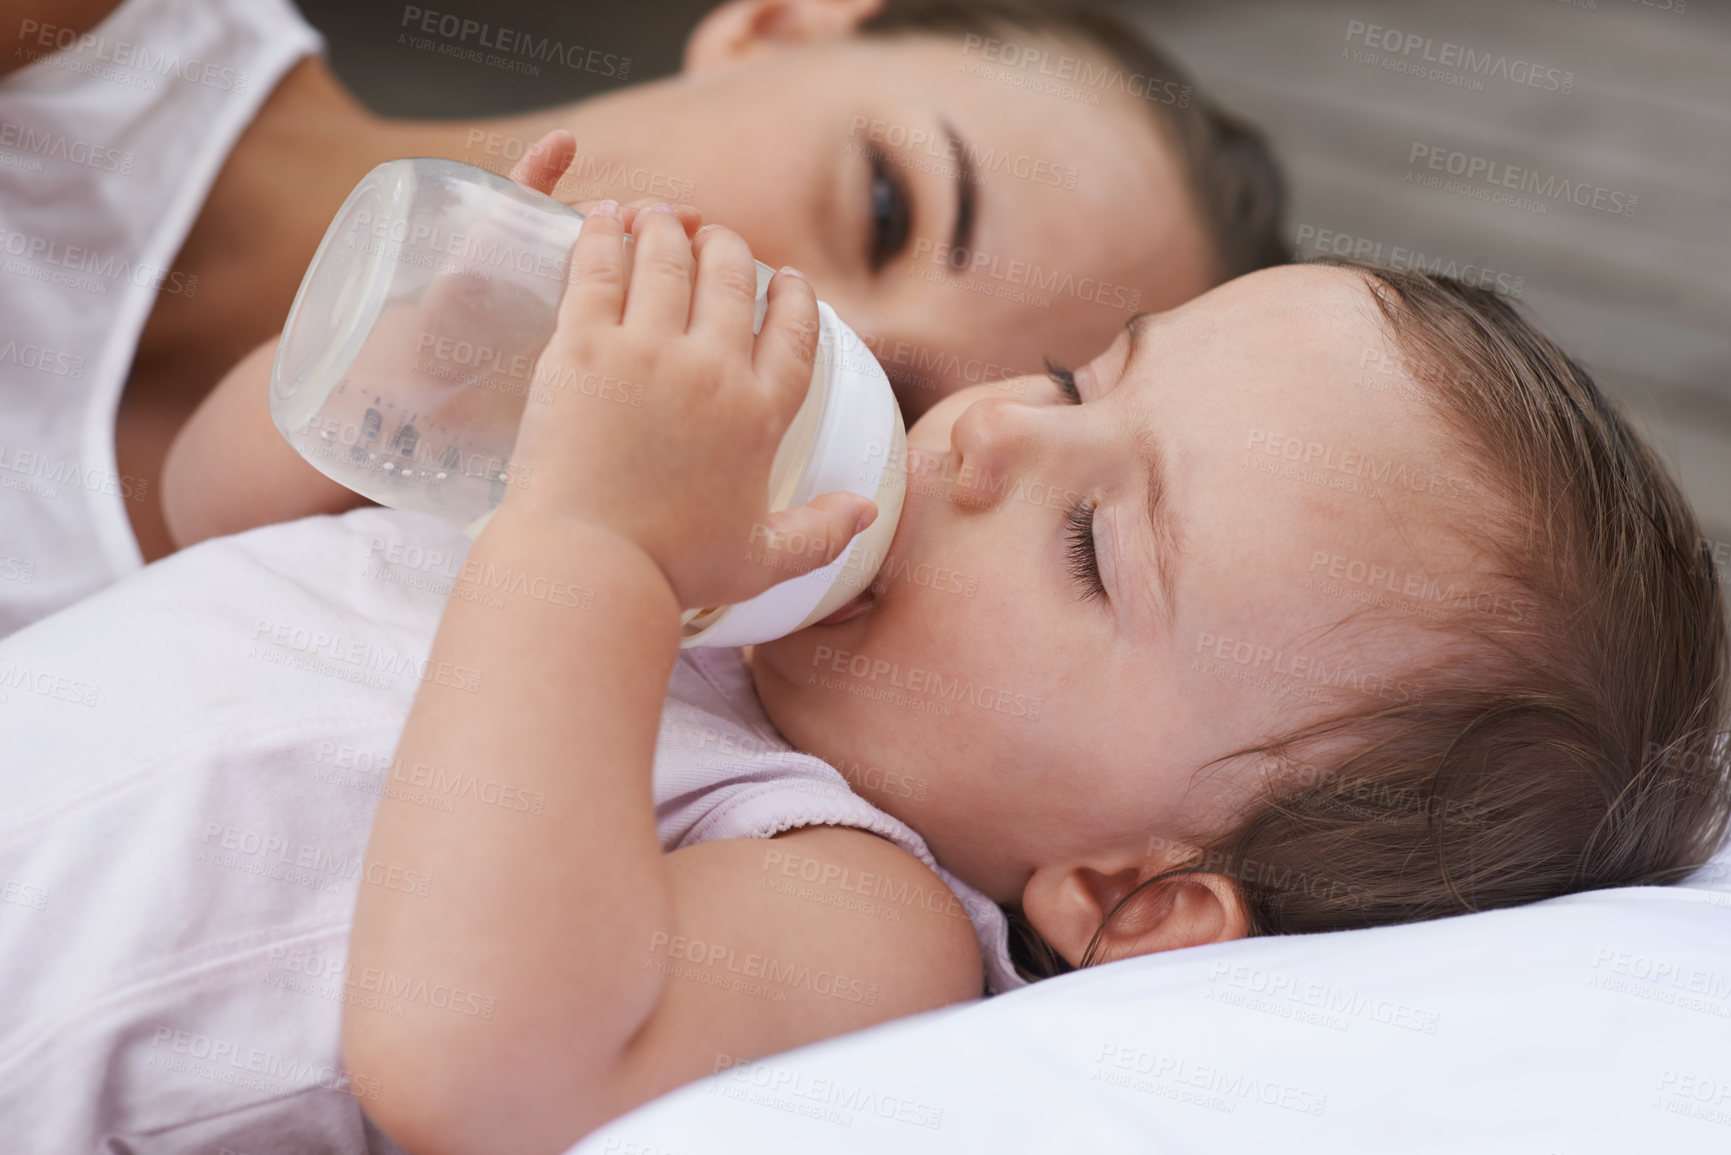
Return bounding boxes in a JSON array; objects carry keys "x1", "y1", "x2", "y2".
[
  {"x1": 1064, "y1": 498, "x2": 1107, "y2": 602},
  {"x1": 1045, "y1": 358, "x2": 1081, "y2": 404},
  {"x1": 867, "y1": 147, "x2": 911, "y2": 272}
]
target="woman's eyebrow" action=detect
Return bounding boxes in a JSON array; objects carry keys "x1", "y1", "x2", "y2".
[{"x1": 939, "y1": 117, "x2": 976, "y2": 269}]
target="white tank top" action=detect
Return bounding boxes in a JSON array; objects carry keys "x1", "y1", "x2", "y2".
[
  {"x1": 0, "y1": 0, "x2": 323, "y2": 636},
  {"x1": 0, "y1": 506, "x2": 1023, "y2": 1149}
]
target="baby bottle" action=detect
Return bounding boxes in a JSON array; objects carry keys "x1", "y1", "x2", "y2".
[{"x1": 270, "y1": 158, "x2": 905, "y2": 648}]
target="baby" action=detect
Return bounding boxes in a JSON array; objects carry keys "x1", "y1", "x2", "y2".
[{"x1": 335, "y1": 176, "x2": 1729, "y2": 1149}]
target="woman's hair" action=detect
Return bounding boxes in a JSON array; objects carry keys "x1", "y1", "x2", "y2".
[
  {"x1": 857, "y1": 0, "x2": 1289, "y2": 282},
  {"x1": 1010, "y1": 261, "x2": 1731, "y2": 980}
]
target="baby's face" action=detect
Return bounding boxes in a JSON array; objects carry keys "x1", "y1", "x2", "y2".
[{"x1": 752, "y1": 265, "x2": 1480, "y2": 901}]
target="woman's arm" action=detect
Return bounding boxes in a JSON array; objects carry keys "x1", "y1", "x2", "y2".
[
  {"x1": 160, "y1": 336, "x2": 370, "y2": 549},
  {"x1": 343, "y1": 159, "x2": 980, "y2": 1155}
]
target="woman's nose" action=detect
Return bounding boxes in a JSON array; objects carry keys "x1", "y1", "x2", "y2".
[{"x1": 947, "y1": 396, "x2": 1046, "y2": 510}]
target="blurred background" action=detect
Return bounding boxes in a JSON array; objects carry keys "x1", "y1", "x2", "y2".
[{"x1": 293, "y1": 0, "x2": 1731, "y2": 545}]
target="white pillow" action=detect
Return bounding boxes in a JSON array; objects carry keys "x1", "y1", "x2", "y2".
[{"x1": 574, "y1": 848, "x2": 1731, "y2": 1154}]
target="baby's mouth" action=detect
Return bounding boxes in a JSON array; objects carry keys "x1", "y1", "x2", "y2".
[
  {"x1": 815, "y1": 578, "x2": 880, "y2": 626},
  {"x1": 816, "y1": 433, "x2": 934, "y2": 628}
]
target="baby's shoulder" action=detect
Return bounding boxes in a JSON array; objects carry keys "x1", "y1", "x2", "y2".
[{"x1": 667, "y1": 823, "x2": 986, "y2": 1015}]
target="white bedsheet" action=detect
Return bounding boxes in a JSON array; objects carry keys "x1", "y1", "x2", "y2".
[{"x1": 573, "y1": 844, "x2": 1731, "y2": 1152}]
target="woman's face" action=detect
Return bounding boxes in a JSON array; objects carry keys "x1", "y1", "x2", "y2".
[
  {"x1": 751, "y1": 266, "x2": 1480, "y2": 903},
  {"x1": 566, "y1": 26, "x2": 1216, "y2": 418}
]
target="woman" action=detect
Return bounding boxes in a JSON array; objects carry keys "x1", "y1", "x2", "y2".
[{"x1": 0, "y1": 0, "x2": 1284, "y2": 634}]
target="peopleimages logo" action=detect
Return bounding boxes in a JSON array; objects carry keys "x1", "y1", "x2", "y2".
[
  {"x1": 147, "y1": 1026, "x2": 381, "y2": 1100},
  {"x1": 1208, "y1": 962, "x2": 1443, "y2": 1034},
  {"x1": 249, "y1": 618, "x2": 483, "y2": 692},
  {"x1": 0, "y1": 443, "x2": 143, "y2": 499},
  {"x1": 16, "y1": 19, "x2": 250, "y2": 93},
  {"x1": 0, "y1": 341, "x2": 84, "y2": 379},
  {"x1": 398, "y1": 6, "x2": 630, "y2": 79},
  {"x1": 0, "y1": 119, "x2": 133, "y2": 174},
  {"x1": 0, "y1": 661, "x2": 100, "y2": 707},
  {"x1": 1406, "y1": 143, "x2": 1638, "y2": 218},
  {"x1": 1244, "y1": 428, "x2": 1477, "y2": 502},
  {"x1": 1305, "y1": 549, "x2": 1528, "y2": 625},
  {"x1": 808, "y1": 644, "x2": 1042, "y2": 719},
  {"x1": 711, "y1": 1054, "x2": 945, "y2": 1130},
  {"x1": 0, "y1": 225, "x2": 196, "y2": 297},
  {"x1": 1193, "y1": 630, "x2": 1422, "y2": 707},
  {"x1": 648, "y1": 933, "x2": 881, "y2": 1006},
  {"x1": 837, "y1": 331, "x2": 1027, "y2": 395},
  {"x1": 1093, "y1": 1043, "x2": 1328, "y2": 1116},
  {"x1": 908, "y1": 238, "x2": 1142, "y2": 312},
  {"x1": 1294, "y1": 224, "x2": 1524, "y2": 299},
  {"x1": 847, "y1": 117, "x2": 1077, "y2": 190},
  {"x1": 1342, "y1": 19, "x2": 1575, "y2": 93},
  {"x1": 959, "y1": 35, "x2": 1192, "y2": 107}
]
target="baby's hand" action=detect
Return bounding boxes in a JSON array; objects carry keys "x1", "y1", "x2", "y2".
[
  {"x1": 501, "y1": 199, "x2": 876, "y2": 611},
  {"x1": 508, "y1": 130, "x2": 705, "y2": 238}
]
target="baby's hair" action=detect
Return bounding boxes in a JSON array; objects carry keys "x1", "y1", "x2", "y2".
[
  {"x1": 857, "y1": 0, "x2": 1289, "y2": 281},
  {"x1": 1011, "y1": 262, "x2": 1731, "y2": 979}
]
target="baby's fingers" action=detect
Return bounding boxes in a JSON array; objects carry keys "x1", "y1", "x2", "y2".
[
  {"x1": 557, "y1": 201, "x2": 626, "y2": 329},
  {"x1": 623, "y1": 205, "x2": 696, "y2": 332},
  {"x1": 749, "y1": 494, "x2": 878, "y2": 585},
  {"x1": 754, "y1": 268, "x2": 820, "y2": 413},
  {"x1": 689, "y1": 225, "x2": 761, "y2": 359},
  {"x1": 618, "y1": 199, "x2": 703, "y2": 237},
  {"x1": 509, "y1": 130, "x2": 576, "y2": 195}
]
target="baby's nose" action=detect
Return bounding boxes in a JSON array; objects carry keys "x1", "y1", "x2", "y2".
[{"x1": 947, "y1": 396, "x2": 1043, "y2": 509}]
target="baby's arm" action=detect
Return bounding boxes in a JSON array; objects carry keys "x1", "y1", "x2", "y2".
[{"x1": 342, "y1": 202, "x2": 981, "y2": 1153}]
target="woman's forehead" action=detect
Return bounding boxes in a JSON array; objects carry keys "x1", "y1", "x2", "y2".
[{"x1": 853, "y1": 33, "x2": 1178, "y2": 174}]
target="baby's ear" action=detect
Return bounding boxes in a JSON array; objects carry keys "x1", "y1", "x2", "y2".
[
  {"x1": 684, "y1": 0, "x2": 885, "y2": 72},
  {"x1": 1020, "y1": 859, "x2": 1249, "y2": 969}
]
